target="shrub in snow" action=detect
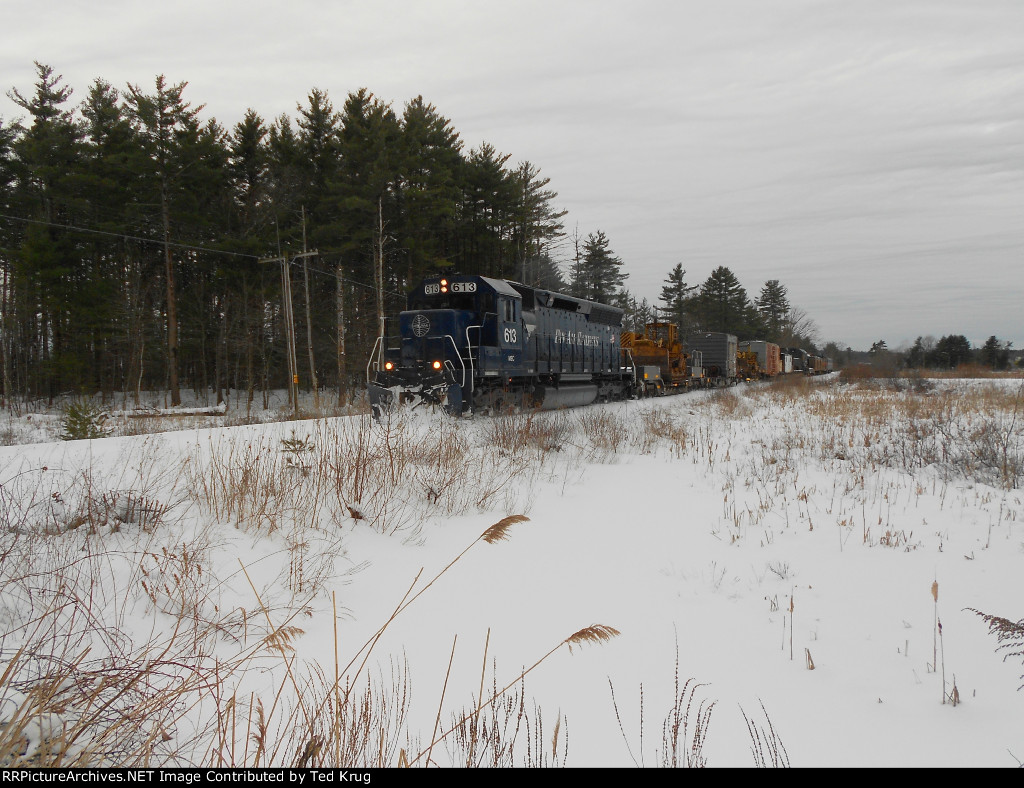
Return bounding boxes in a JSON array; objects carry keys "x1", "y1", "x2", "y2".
[{"x1": 59, "y1": 400, "x2": 110, "y2": 441}]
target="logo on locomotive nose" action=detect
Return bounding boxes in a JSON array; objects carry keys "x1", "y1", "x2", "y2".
[{"x1": 412, "y1": 314, "x2": 430, "y2": 337}]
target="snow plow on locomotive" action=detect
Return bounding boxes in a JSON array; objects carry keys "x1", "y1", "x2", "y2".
[{"x1": 367, "y1": 275, "x2": 637, "y2": 416}]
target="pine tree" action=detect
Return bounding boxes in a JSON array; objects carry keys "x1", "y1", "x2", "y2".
[
  {"x1": 694, "y1": 266, "x2": 752, "y2": 337},
  {"x1": 0, "y1": 115, "x2": 20, "y2": 402},
  {"x1": 510, "y1": 161, "x2": 567, "y2": 286},
  {"x1": 567, "y1": 225, "x2": 586, "y2": 299},
  {"x1": 616, "y1": 292, "x2": 653, "y2": 333},
  {"x1": 291, "y1": 88, "x2": 345, "y2": 397},
  {"x1": 223, "y1": 110, "x2": 273, "y2": 407},
  {"x1": 79, "y1": 78, "x2": 145, "y2": 397},
  {"x1": 8, "y1": 63, "x2": 89, "y2": 397},
  {"x1": 334, "y1": 88, "x2": 401, "y2": 342},
  {"x1": 980, "y1": 336, "x2": 1010, "y2": 370},
  {"x1": 659, "y1": 263, "x2": 695, "y2": 333},
  {"x1": 265, "y1": 114, "x2": 305, "y2": 225},
  {"x1": 459, "y1": 142, "x2": 514, "y2": 277},
  {"x1": 296, "y1": 88, "x2": 341, "y2": 226},
  {"x1": 928, "y1": 335, "x2": 972, "y2": 368},
  {"x1": 533, "y1": 252, "x2": 567, "y2": 292},
  {"x1": 906, "y1": 337, "x2": 926, "y2": 368},
  {"x1": 228, "y1": 109, "x2": 270, "y2": 235},
  {"x1": 574, "y1": 230, "x2": 627, "y2": 303},
  {"x1": 126, "y1": 75, "x2": 206, "y2": 406},
  {"x1": 396, "y1": 96, "x2": 463, "y2": 285},
  {"x1": 756, "y1": 279, "x2": 790, "y2": 341}
]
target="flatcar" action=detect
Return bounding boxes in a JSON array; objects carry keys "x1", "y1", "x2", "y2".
[{"x1": 368, "y1": 274, "x2": 635, "y2": 416}]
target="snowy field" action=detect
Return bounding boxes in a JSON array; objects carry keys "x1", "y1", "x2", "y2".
[{"x1": 0, "y1": 375, "x2": 1022, "y2": 768}]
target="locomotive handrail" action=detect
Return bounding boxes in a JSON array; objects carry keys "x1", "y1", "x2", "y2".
[
  {"x1": 464, "y1": 325, "x2": 479, "y2": 399},
  {"x1": 442, "y1": 334, "x2": 466, "y2": 388},
  {"x1": 366, "y1": 336, "x2": 384, "y2": 384},
  {"x1": 622, "y1": 349, "x2": 637, "y2": 384}
]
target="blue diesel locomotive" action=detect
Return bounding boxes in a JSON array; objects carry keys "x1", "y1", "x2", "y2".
[{"x1": 368, "y1": 274, "x2": 636, "y2": 416}]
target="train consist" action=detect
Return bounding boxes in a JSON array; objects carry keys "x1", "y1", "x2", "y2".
[{"x1": 368, "y1": 274, "x2": 831, "y2": 416}]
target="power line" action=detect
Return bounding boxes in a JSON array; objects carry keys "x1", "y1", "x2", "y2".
[
  {"x1": 0, "y1": 212, "x2": 261, "y2": 259},
  {"x1": 0, "y1": 210, "x2": 406, "y2": 298},
  {"x1": 297, "y1": 258, "x2": 405, "y2": 299}
]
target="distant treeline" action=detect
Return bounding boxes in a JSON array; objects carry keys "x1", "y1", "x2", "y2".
[
  {"x1": 0, "y1": 63, "x2": 836, "y2": 407},
  {"x1": 864, "y1": 335, "x2": 1019, "y2": 371}
]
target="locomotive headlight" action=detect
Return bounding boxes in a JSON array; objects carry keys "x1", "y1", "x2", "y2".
[
  {"x1": 440, "y1": 278, "x2": 448, "y2": 293},
  {"x1": 432, "y1": 360, "x2": 442, "y2": 370},
  {"x1": 384, "y1": 361, "x2": 394, "y2": 371}
]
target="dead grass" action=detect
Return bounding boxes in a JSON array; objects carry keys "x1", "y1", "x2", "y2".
[
  {"x1": 441, "y1": 670, "x2": 567, "y2": 768},
  {"x1": 485, "y1": 410, "x2": 571, "y2": 457},
  {"x1": 839, "y1": 364, "x2": 1024, "y2": 384},
  {"x1": 634, "y1": 408, "x2": 689, "y2": 456},
  {"x1": 753, "y1": 376, "x2": 1024, "y2": 490},
  {"x1": 610, "y1": 641, "x2": 786, "y2": 768}
]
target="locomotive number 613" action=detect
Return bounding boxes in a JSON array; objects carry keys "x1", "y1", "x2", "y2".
[{"x1": 425, "y1": 281, "x2": 477, "y2": 295}]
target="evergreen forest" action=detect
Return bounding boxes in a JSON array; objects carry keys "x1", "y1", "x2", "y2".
[{"x1": 0, "y1": 64, "x2": 578, "y2": 406}]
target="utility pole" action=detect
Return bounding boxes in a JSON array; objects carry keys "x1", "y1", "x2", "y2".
[
  {"x1": 375, "y1": 195, "x2": 386, "y2": 340},
  {"x1": 260, "y1": 247, "x2": 317, "y2": 419},
  {"x1": 337, "y1": 264, "x2": 346, "y2": 408},
  {"x1": 300, "y1": 207, "x2": 320, "y2": 411}
]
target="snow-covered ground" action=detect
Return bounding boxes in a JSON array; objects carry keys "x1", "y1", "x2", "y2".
[{"x1": 0, "y1": 376, "x2": 1022, "y2": 768}]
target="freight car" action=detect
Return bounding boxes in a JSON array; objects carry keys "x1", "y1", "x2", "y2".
[
  {"x1": 621, "y1": 322, "x2": 704, "y2": 396},
  {"x1": 738, "y1": 340, "x2": 782, "y2": 378},
  {"x1": 368, "y1": 274, "x2": 635, "y2": 416},
  {"x1": 786, "y1": 347, "x2": 810, "y2": 374},
  {"x1": 686, "y1": 332, "x2": 738, "y2": 385},
  {"x1": 808, "y1": 354, "x2": 828, "y2": 375}
]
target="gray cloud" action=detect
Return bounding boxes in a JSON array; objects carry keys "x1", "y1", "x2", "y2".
[{"x1": 3, "y1": 0, "x2": 1021, "y2": 350}]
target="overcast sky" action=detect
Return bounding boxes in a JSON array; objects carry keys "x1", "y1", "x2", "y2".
[{"x1": 3, "y1": 0, "x2": 1022, "y2": 351}]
